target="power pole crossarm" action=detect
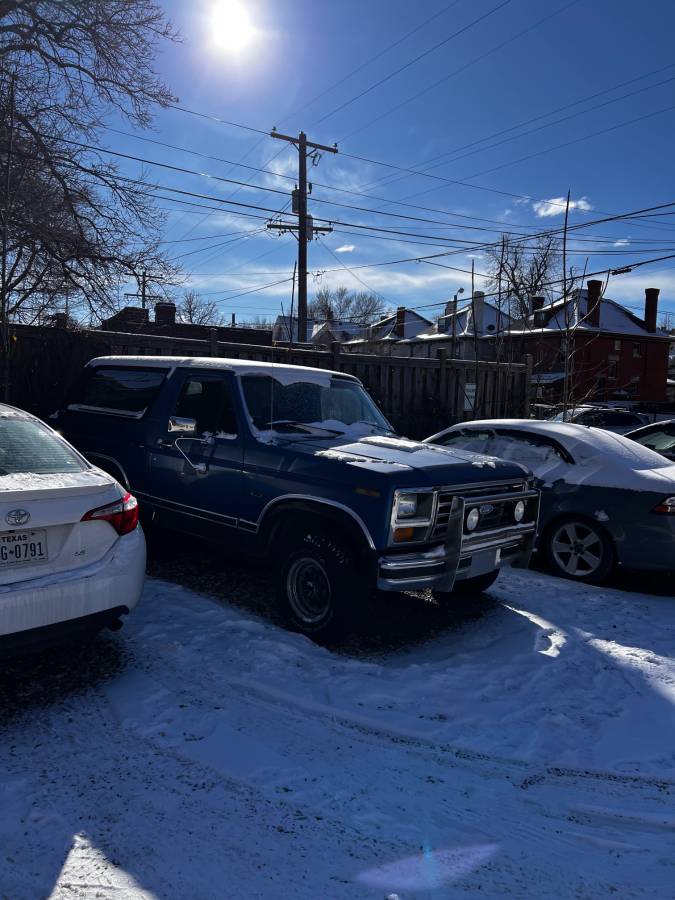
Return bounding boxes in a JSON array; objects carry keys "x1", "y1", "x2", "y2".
[{"x1": 267, "y1": 129, "x2": 337, "y2": 344}]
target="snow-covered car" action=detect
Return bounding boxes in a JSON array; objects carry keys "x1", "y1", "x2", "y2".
[
  {"x1": 425, "y1": 420, "x2": 675, "y2": 583},
  {"x1": 0, "y1": 404, "x2": 145, "y2": 653},
  {"x1": 547, "y1": 406, "x2": 647, "y2": 434},
  {"x1": 626, "y1": 419, "x2": 675, "y2": 462}
]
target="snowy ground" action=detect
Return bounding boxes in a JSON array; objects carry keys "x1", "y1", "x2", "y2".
[{"x1": 0, "y1": 555, "x2": 674, "y2": 899}]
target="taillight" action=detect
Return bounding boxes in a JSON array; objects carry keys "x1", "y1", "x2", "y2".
[
  {"x1": 82, "y1": 492, "x2": 139, "y2": 535},
  {"x1": 652, "y1": 496, "x2": 675, "y2": 515}
]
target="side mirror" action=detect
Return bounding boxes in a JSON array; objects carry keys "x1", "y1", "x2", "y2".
[{"x1": 168, "y1": 416, "x2": 197, "y2": 434}]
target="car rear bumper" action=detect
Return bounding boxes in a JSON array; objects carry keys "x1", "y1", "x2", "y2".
[
  {"x1": 0, "y1": 605, "x2": 130, "y2": 657},
  {"x1": 0, "y1": 526, "x2": 145, "y2": 638}
]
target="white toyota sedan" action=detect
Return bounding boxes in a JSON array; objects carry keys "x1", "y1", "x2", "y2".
[{"x1": 0, "y1": 403, "x2": 145, "y2": 653}]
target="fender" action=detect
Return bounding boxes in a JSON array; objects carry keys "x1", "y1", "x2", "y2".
[{"x1": 257, "y1": 495, "x2": 377, "y2": 551}]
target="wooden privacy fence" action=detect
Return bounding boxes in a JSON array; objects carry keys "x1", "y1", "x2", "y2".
[{"x1": 6, "y1": 325, "x2": 531, "y2": 438}]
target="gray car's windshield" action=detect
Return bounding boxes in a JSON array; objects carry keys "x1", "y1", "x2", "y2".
[{"x1": 241, "y1": 375, "x2": 392, "y2": 435}]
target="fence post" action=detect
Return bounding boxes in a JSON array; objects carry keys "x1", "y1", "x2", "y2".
[
  {"x1": 437, "y1": 349, "x2": 447, "y2": 410},
  {"x1": 331, "y1": 341, "x2": 341, "y2": 371},
  {"x1": 209, "y1": 328, "x2": 218, "y2": 357},
  {"x1": 524, "y1": 354, "x2": 533, "y2": 417}
]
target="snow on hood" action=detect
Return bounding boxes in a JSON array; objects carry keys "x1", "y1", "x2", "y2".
[{"x1": 316, "y1": 435, "x2": 519, "y2": 477}]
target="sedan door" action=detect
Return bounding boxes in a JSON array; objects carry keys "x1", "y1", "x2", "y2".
[{"x1": 145, "y1": 371, "x2": 244, "y2": 539}]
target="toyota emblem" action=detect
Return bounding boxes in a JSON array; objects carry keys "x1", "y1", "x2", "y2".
[{"x1": 5, "y1": 509, "x2": 30, "y2": 527}]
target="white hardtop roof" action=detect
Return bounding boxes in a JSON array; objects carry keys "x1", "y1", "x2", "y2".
[{"x1": 87, "y1": 355, "x2": 358, "y2": 382}]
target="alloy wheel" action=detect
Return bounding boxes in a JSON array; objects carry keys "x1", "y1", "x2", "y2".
[{"x1": 550, "y1": 521, "x2": 604, "y2": 577}]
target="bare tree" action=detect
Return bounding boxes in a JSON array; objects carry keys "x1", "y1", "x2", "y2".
[
  {"x1": 308, "y1": 285, "x2": 386, "y2": 325},
  {"x1": 0, "y1": 1, "x2": 180, "y2": 396},
  {"x1": 177, "y1": 290, "x2": 224, "y2": 327},
  {"x1": 485, "y1": 235, "x2": 561, "y2": 319}
]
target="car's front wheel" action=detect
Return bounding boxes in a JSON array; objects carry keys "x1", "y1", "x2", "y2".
[
  {"x1": 276, "y1": 530, "x2": 368, "y2": 640},
  {"x1": 544, "y1": 517, "x2": 614, "y2": 583}
]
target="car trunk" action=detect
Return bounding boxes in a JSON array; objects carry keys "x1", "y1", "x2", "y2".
[{"x1": 0, "y1": 472, "x2": 120, "y2": 587}]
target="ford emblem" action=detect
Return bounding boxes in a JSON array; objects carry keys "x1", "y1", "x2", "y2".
[
  {"x1": 479, "y1": 504, "x2": 494, "y2": 516},
  {"x1": 5, "y1": 508, "x2": 30, "y2": 527}
]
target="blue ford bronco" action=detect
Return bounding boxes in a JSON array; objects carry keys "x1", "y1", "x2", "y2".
[{"x1": 58, "y1": 356, "x2": 540, "y2": 638}]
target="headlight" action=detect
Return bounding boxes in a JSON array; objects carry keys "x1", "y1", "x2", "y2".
[
  {"x1": 466, "y1": 508, "x2": 480, "y2": 531},
  {"x1": 652, "y1": 496, "x2": 675, "y2": 514},
  {"x1": 396, "y1": 493, "x2": 418, "y2": 518},
  {"x1": 514, "y1": 500, "x2": 526, "y2": 522}
]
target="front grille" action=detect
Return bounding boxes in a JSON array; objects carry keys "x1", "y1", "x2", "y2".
[{"x1": 431, "y1": 482, "x2": 529, "y2": 541}]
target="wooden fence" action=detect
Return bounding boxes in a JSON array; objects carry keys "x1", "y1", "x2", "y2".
[{"x1": 6, "y1": 324, "x2": 531, "y2": 438}]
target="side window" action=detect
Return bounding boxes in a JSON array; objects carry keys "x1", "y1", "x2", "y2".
[
  {"x1": 490, "y1": 433, "x2": 566, "y2": 469},
  {"x1": 174, "y1": 377, "x2": 238, "y2": 436},
  {"x1": 70, "y1": 366, "x2": 168, "y2": 416},
  {"x1": 436, "y1": 429, "x2": 493, "y2": 454}
]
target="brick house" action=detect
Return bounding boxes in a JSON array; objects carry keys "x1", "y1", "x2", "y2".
[
  {"x1": 507, "y1": 280, "x2": 670, "y2": 404},
  {"x1": 101, "y1": 302, "x2": 273, "y2": 346}
]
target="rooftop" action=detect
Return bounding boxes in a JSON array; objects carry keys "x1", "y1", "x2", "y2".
[{"x1": 88, "y1": 355, "x2": 359, "y2": 382}]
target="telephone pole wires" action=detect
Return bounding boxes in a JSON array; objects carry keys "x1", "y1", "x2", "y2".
[{"x1": 267, "y1": 129, "x2": 337, "y2": 343}]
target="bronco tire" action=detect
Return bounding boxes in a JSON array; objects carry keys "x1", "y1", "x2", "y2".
[
  {"x1": 276, "y1": 529, "x2": 368, "y2": 640},
  {"x1": 432, "y1": 568, "x2": 500, "y2": 605}
]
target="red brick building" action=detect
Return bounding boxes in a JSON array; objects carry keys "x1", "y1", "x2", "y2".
[{"x1": 507, "y1": 281, "x2": 670, "y2": 404}]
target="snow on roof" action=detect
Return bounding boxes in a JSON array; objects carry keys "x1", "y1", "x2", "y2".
[
  {"x1": 0, "y1": 403, "x2": 35, "y2": 419},
  {"x1": 512, "y1": 289, "x2": 670, "y2": 338},
  {"x1": 363, "y1": 308, "x2": 434, "y2": 342},
  {"x1": 88, "y1": 355, "x2": 359, "y2": 383}
]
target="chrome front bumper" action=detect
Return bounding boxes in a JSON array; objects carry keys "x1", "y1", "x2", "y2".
[{"x1": 377, "y1": 490, "x2": 540, "y2": 592}]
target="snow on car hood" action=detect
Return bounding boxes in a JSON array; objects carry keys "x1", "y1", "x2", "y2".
[{"x1": 314, "y1": 434, "x2": 526, "y2": 480}]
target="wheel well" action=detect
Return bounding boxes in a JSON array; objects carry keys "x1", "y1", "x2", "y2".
[{"x1": 261, "y1": 502, "x2": 373, "y2": 568}]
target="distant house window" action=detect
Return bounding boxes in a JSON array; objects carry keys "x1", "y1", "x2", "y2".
[
  {"x1": 607, "y1": 360, "x2": 618, "y2": 379},
  {"x1": 632, "y1": 342, "x2": 643, "y2": 358},
  {"x1": 614, "y1": 339, "x2": 621, "y2": 351}
]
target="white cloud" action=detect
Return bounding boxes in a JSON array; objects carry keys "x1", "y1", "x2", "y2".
[
  {"x1": 532, "y1": 196, "x2": 593, "y2": 218},
  {"x1": 613, "y1": 238, "x2": 630, "y2": 247},
  {"x1": 335, "y1": 244, "x2": 355, "y2": 253}
]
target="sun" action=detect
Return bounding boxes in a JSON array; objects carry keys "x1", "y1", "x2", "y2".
[{"x1": 211, "y1": 0, "x2": 256, "y2": 54}]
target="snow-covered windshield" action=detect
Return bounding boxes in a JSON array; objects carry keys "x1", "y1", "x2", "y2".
[
  {"x1": 241, "y1": 374, "x2": 392, "y2": 436},
  {"x1": 0, "y1": 417, "x2": 86, "y2": 476}
]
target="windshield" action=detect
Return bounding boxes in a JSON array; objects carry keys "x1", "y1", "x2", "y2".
[
  {"x1": 0, "y1": 417, "x2": 87, "y2": 476},
  {"x1": 240, "y1": 374, "x2": 392, "y2": 436}
]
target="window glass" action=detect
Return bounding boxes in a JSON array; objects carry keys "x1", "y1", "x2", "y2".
[
  {"x1": 632, "y1": 427, "x2": 675, "y2": 454},
  {"x1": 435, "y1": 429, "x2": 493, "y2": 454},
  {"x1": 240, "y1": 375, "x2": 391, "y2": 433},
  {"x1": 174, "y1": 378, "x2": 238, "y2": 436},
  {"x1": 71, "y1": 366, "x2": 167, "y2": 414},
  {"x1": 490, "y1": 432, "x2": 566, "y2": 468},
  {"x1": 0, "y1": 417, "x2": 86, "y2": 476}
]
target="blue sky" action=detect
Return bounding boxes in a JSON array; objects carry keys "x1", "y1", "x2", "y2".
[{"x1": 107, "y1": 0, "x2": 675, "y2": 325}]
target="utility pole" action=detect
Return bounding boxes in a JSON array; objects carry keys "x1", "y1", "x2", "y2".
[
  {"x1": 124, "y1": 269, "x2": 162, "y2": 310},
  {"x1": 267, "y1": 129, "x2": 337, "y2": 343},
  {"x1": 1, "y1": 73, "x2": 16, "y2": 402}
]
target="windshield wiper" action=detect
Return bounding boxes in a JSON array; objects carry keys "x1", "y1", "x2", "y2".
[{"x1": 269, "y1": 419, "x2": 343, "y2": 436}]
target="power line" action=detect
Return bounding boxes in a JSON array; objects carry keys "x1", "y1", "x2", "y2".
[
  {"x1": 314, "y1": 0, "x2": 514, "y2": 125},
  {"x1": 338, "y1": 0, "x2": 579, "y2": 143}
]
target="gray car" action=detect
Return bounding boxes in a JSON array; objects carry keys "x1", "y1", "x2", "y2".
[{"x1": 425, "y1": 420, "x2": 675, "y2": 583}]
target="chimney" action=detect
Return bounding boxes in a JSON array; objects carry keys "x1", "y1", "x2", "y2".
[
  {"x1": 394, "y1": 306, "x2": 406, "y2": 338},
  {"x1": 586, "y1": 280, "x2": 602, "y2": 328},
  {"x1": 155, "y1": 301, "x2": 176, "y2": 327},
  {"x1": 231, "y1": 312, "x2": 236, "y2": 327},
  {"x1": 531, "y1": 296, "x2": 545, "y2": 312},
  {"x1": 644, "y1": 287, "x2": 659, "y2": 333},
  {"x1": 471, "y1": 290, "x2": 485, "y2": 335}
]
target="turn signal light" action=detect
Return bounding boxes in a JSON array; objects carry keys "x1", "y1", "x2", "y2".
[
  {"x1": 393, "y1": 526, "x2": 415, "y2": 543},
  {"x1": 82, "y1": 492, "x2": 139, "y2": 535},
  {"x1": 652, "y1": 496, "x2": 675, "y2": 515}
]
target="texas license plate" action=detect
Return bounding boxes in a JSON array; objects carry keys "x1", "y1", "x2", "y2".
[{"x1": 0, "y1": 530, "x2": 48, "y2": 567}]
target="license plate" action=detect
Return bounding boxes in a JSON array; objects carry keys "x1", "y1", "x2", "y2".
[{"x1": 0, "y1": 530, "x2": 48, "y2": 567}]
